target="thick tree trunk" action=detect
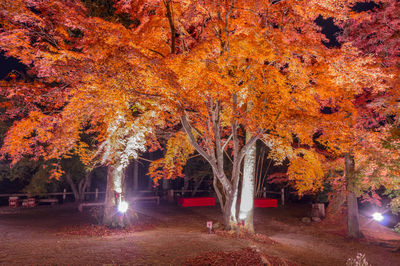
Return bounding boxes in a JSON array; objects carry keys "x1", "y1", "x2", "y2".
[
  {"x1": 65, "y1": 173, "x2": 80, "y2": 202},
  {"x1": 223, "y1": 191, "x2": 237, "y2": 230},
  {"x1": 103, "y1": 166, "x2": 117, "y2": 226},
  {"x1": 213, "y1": 175, "x2": 224, "y2": 212},
  {"x1": 239, "y1": 131, "x2": 256, "y2": 234},
  {"x1": 180, "y1": 98, "x2": 258, "y2": 231},
  {"x1": 103, "y1": 164, "x2": 131, "y2": 227},
  {"x1": 345, "y1": 153, "x2": 362, "y2": 238},
  {"x1": 325, "y1": 191, "x2": 346, "y2": 225},
  {"x1": 212, "y1": 171, "x2": 237, "y2": 230}
]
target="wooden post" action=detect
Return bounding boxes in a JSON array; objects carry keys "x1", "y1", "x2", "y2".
[
  {"x1": 263, "y1": 187, "x2": 266, "y2": 198},
  {"x1": 63, "y1": 188, "x2": 67, "y2": 201},
  {"x1": 281, "y1": 188, "x2": 285, "y2": 206},
  {"x1": 95, "y1": 188, "x2": 99, "y2": 201}
]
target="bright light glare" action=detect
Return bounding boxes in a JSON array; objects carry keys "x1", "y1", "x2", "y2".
[
  {"x1": 372, "y1": 212, "x2": 384, "y2": 222},
  {"x1": 239, "y1": 212, "x2": 247, "y2": 220},
  {"x1": 118, "y1": 201, "x2": 129, "y2": 213}
]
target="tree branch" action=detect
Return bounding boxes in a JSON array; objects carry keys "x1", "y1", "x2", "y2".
[
  {"x1": 164, "y1": 0, "x2": 176, "y2": 54},
  {"x1": 181, "y1": 115, "x2": 216, "y2": 170}
]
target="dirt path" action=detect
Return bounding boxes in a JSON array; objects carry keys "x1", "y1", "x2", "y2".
[{"x1": 0, "y1": 203, "x2": 399, "y2": 265}]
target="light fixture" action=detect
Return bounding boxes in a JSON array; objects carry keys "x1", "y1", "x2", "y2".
[
  {"x1": 372, "y1": 212, "x2": 384, "y2": 222},
  {"x1": 239, "y1": 213, "x2": 247, "y2": 220},
  {"x1": 118, "y1": 200, "x2": 129, "y2": 213}
]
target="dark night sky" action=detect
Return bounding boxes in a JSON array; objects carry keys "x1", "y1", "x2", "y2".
[{"x1": 0, "y1": 52, "x2": 25, "y2": 79}]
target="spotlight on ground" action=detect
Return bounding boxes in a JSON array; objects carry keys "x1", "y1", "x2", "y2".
[
  {"x1": 372, "y1": 212, "x2": 384, "y2": 222},
  {"x1": 118, "y1": 201, "x2": 129, "y2": 213}
]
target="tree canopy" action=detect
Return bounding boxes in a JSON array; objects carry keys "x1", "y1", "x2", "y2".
[{"x1": 0, "y1": 0, "x2": 398, "y2": 228}]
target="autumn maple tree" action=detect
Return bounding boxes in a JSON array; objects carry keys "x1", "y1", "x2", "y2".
[
  {"x1": 0, "y1": 0, "x2": 170, "y2": 226},
  {"x1": 331, "y1": 0, "x2": 400, "y2": 237},
  {"x1": 0, "y1": 0, "x2": 393, "y2": 233},
  {"x1": 141, "y1": 0, "x2": 387, "y2": 231}
]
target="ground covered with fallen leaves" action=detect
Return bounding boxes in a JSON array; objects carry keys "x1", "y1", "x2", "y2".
[{"x1": 0, "y1": 202, "x2": 399, "y2": 265}]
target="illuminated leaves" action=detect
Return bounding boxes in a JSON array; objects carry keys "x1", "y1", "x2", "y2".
[
  {"x1": 0, "y1": 0, "x2": 396, "y2": 205},
  {"x1": 149, "y1": 131, "x2": 194, "y2": 184},
  {"x1": 98, "y1": 112, "x2": 149, "y2": 168},
  {"x1": 1, "y1": 111, "x2": 52, "y2": 165},
  {"x1": 287, "y1": 150, "x2": 324, "y2": 195}
]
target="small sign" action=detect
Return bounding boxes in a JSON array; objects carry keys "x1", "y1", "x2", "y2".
[
  {"x1": 206, "y1": 221, "x2": 213, "y2": 234},
  {"x1": 206, "y1": 221, "x2": 213, "y2": 229}
]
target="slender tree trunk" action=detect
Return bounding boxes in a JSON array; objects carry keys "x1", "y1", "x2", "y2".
[
  {"x1": 191, "y1": 175, "x2": 205, "y2": 197},
  {"x1": 65, "y1": 173, "x2": 80, "y2": 202},
  {"x1": 345, "y1": 153, "x2": 362, "y2": 238},
  {"x1": 78, "y1": 172, "x2": 91, "y2": 201},
  {"x1": 133, "y1": 160, "x2": 139, "y2": 191},
  {"x1": 148, "y1": 153, "x2": 154, "y2": 189},
  {"x1": 184, "y1": 165, "x2": 190, "y2": 191},
  {"x1": 239, "y1": 130, "x2": 256, "y2": 234}
]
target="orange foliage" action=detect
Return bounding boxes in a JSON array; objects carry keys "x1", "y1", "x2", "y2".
[
  {"x1": 149, "y1": 131, "x2": 195, "y2": 185},
  {"x1": 0, "y1": 0, "x2": 392, "y2": 197}
]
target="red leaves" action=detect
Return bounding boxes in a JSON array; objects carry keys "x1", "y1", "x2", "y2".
[
  {"x1": 185, "y1": 247, "x2": 296, "y2": 266},
  {"x1": 214, "y1": 229, "x2": 275, "y2": 244},
  {"x1": 185, "y1": 248, "x2": 264, "y2": 266},
  {"x1": 57, "y1": 223, "x2": 155, "y2": 237},
  {"x1": 340, "y1": 0, "x2": 400, "y2": 67}
]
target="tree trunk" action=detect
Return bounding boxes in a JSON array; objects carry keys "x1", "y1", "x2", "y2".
[
  {"x1": 184, "y1": 165, "x2": 190, "y2": 191},
  {"x1": 223, "y1": 191, "x2": 236, "y2": 230},
  {"x1": 133, "y1": 160, "x2": 139, "y2": 191},
  {"x1": 65, "y1": 173, "x2": 80, "y2": 202},
  {"x1": 345, "y1": 153, "x2": 362, "y2": 238},
  {"x1": 180, "y1": 98, "x2": 258, "y2": 231},
  {"x1": 148, "y1": 153, "x2": 154, "y2": 189},
  {"x1": 212, "y1": 171, "x2": 237, "y2": 230},
  {"x1": 78, "y1": 172, "x2": 91, "y2": 201},
  {"x1": 162, "y1": 178, "x2": 169, "y2": 190},
  {"x1": 325, "y1": 191, "x2": 346, "y2": 225},
  {"x1": 239, "y1": 130, "x2": 256, "y2": 234},
  {"x1": 213, "y1": 174, "x2": 224, "y2": 212},
  {"x1": 191, "y1": 175, "x2": 205, "y2": 197},
  {"x1": 103, "y1": 164, "x2": 130, "y2": 227},
  {"x1": 103, "y1": 166, "x2": 117, "y2": 226}
]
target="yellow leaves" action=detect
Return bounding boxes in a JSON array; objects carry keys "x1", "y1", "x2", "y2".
[
  {"x1": 49, "y1": 163, "x2": 64, "y2": 180},
  {"x1": 287, "y1": 149, "x2": 324, "y2": 196},
  {"x1": 74, "y1": 141, "x2": 94, "y2": 166},
  {"x1": 148, "y1": 131, "x2": 195, "y2": 184},
  {"x1": 165, "y1": 131, "x2": 195, "y2": 165}
]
